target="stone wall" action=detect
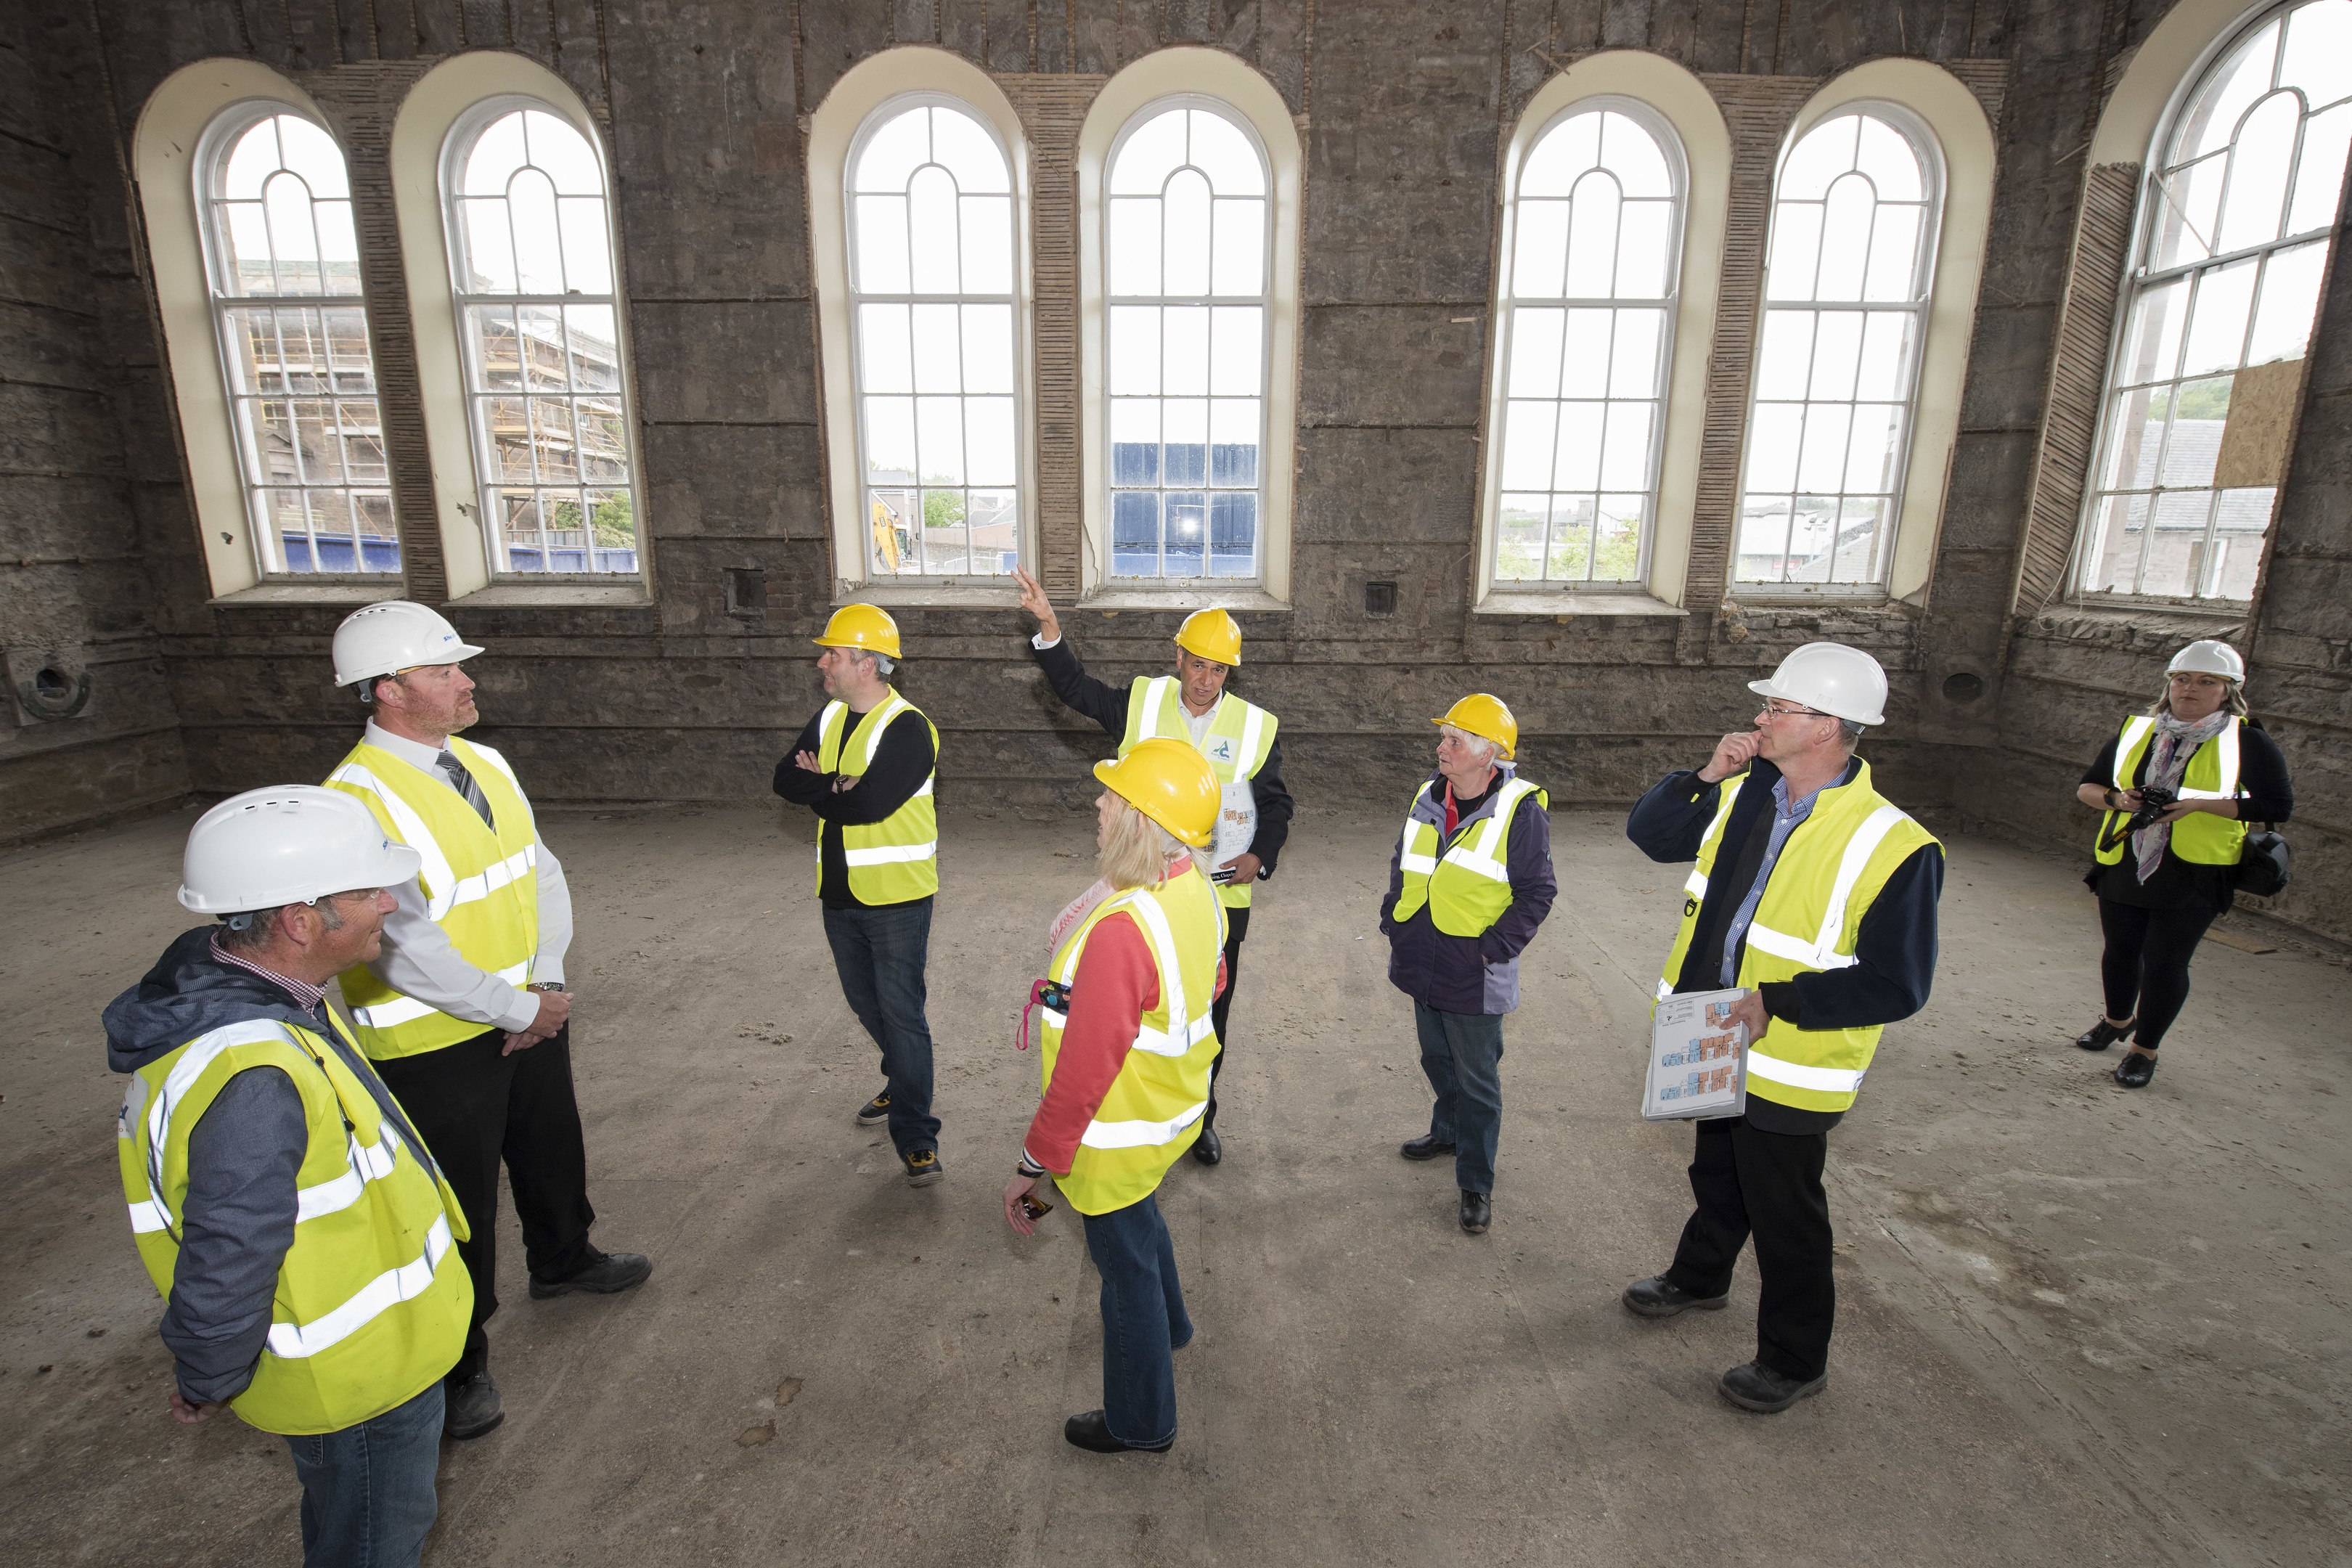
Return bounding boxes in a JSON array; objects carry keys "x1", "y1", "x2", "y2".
[
  {"x1": 17, "y1": 0, "x2": 2352, "y2": 939},
  {"x1": 0, "y1": 3, "x2": 189, "y2": 845}
]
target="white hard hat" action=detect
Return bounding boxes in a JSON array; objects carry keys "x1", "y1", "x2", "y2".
[
  {"x1": 332, "y1": 601, "x2": 483, "y2": 688},
  {"x1": 2167, "y1": 640, "x2": 2245, "y2": 682},
  {"x1": 1748, "y1": 642, "x2": 1889, "y2": 727},
  {"x1": 179, "y1": 785, "x2": 422, "y2": 915}
]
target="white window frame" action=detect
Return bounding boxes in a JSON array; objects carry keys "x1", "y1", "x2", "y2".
[
  {"x1": 1100, "y1": 94, "x2": 1275, "y2": 587},
  {"x1": 1077, "y1": 46, "x2": 1302, "y2": 608},
  {"x1": 2070, "y1": 0, "x2": 2349, "y2": 607},
  {"x1": 1731, "y1": 61, "x2": 1998, "y2": 607},
  {"x1": 807, "y1": 48, "x2": 1039, "y2": 609},
  {"x1": 1474, "y1": 52, "x2": 1730, "y2": 616},
  {"x1": 437, "y1": 94, "x2": 647, "y2": 587},
  {"x1": 843, "y1": 91, "x2": 1029, "y2": 587},
  {"x1": 1734, "y1": 102, "x2": 1944, "y2": 597}
]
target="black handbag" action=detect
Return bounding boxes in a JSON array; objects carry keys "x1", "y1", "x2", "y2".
[{"x1": 2234, "y1": 824, "x2": 2292, "y2": 897}]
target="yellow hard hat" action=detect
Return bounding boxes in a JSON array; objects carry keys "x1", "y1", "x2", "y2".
[
  {"x1": 1094, "y1": 738, "x2": 1221, "y2": 849},
  {"x1": 1434, "y1": 693, "x2": 1517, "y2": 760},
  {"x1": 813, "y1": 603, "x2": 902, "y2": 660},
  {"x1": 1173, "y1": 608, "x2": 1242, "y2": 667}
]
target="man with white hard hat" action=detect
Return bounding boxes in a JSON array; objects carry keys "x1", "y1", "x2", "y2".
[
  {"x1": 322, "y1": 600, "x2": 650, "y2": 1442},
  {"x1": 1011, "y1": 568, "x2": 1295, "y2": 1167},
  {"x1": 1622, "y1": 642, "x2": 1945, "y2": 1413},
  {"x1": 105, "y1": 786, "x2": 471, "y2": 1566}
]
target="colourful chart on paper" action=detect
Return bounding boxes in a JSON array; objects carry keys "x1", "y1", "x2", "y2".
[{"x1": 1643, "y1": 988, "x2": 1749, "y2": 1121}]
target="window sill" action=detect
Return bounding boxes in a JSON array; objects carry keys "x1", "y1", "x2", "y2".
[
  {"x1": 1077, "y1": 587, "x2": 1291, "y2": 613},
  {"x1": 449, "y1": 581, "x2": 656, "y2": 609},
  {"x1": 836, "y1": 581, "x2": 1030, "y2": 610},
  {"x1": 208, "y1": 581, "x2": 409, "y2": 608},
  {"x1": 1474, "y1": 588, "x2": 1686, "y2": 617},
  {"x1": 1726, "y1": 586, "x2": 1899, "y2": 607}
]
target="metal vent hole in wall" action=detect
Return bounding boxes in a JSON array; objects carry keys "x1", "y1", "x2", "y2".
[
  {"x1": 8, "y1": 648, "x2": 94, "y2": 723},
  {"x1": 724, "y1": 568, "x2": 767, "y2": 618},
  {"x1": 1942, "y1": 671, "x2": 1986, "y2": 704},
  {"x1": 1365, "y1": 581, "x2": 1398, "y2": 616}
]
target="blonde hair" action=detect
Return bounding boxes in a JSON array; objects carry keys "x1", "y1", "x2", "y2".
[
  {"x1": 2150, "y1": 675, "x2": 2247, "y2": 719},
  {"x1": 1096, "y1": 798, "x2": 1188, "y2": 890}
]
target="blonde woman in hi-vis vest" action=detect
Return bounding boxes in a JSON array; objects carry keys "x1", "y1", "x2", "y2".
[
  {"x1": 1622, "y1": 643, "x2": 1943, "y2": 1414},
  {"x1": 2070, "y1": 640, "x2": 2292, "y2": 1089}
]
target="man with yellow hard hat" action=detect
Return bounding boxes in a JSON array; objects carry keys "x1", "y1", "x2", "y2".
[
  {"x1": 1012, "y1": 568, "x2": 1293, "y2": 1168},
  {"x1": 1378, "y1": 695, "x2": 1556, "y2": 1236},
  {"x1": 773, "y1": 605, "x2": 947, "y2": 1187}
]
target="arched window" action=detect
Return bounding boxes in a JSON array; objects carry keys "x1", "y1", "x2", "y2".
[
  {"x1": 444, "y1": 102, "x2": 640, "y2": 576},
  {"x1": 200, "y1": 109, "x2": 393, "y2": 575},
  {"x1": 1103, "y1": 99, "x2": 1270, "y2": 581},
  {"x1": 1492, "y1": 103, "x2": 1684, "y2": 587},
  {"x1": 848, "y1": 98, "x2": 1021, "y2": 578},
  {"x1": 2079, "y1": 0, "x2": 2352, "y2": 600},
  {"x1": 1736, "y1": 107, "x2": 1942, "y2": 589}
]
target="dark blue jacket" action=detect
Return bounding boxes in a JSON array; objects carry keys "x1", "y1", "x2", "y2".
[{"x1": 1378, "y1": 766, "x2": 1556, "y2": 1015}]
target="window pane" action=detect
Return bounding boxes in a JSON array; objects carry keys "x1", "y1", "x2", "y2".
[
  {"x1": 1186, "y1": 110, "x2": 1266, "y2": 197},
  {"x1": 2217, "y1": 92, "x2": 2302, "y2": 253},
  {"x1": 965, "y1": 399, "x2": 1017, "y2": 486},
  {"x1": 1212, "y1": 198, "x2": 1265, "y2": 295},
  {"x1": 1164, "y1": 169, "x2": 1212, "y2": 296},
  {"x1": 2246, "y1": 240, "x2": 2327, "y2": 364},
  {"x1": 929, "y1": 105, "x2": 1011, "y2": 194},
  {"x1": 907, "y1": 166, "x2": 959, "y2": 294},
  {"x1": 2181, "y1": 258, "x2": 2258, "y2": 377},
  {"x1": 960, "y1": 194, "x2": 1013, "y2": 295},
  {"x1": 1508, "y1": 308, "x2": 1565, "y2": 398},
  {"x1": 1209, "y1": 398, "x2": 1259, "y2": 486},
  {"x1": 2287, "y1": 103, "x2": 2352, "y2": 236}
]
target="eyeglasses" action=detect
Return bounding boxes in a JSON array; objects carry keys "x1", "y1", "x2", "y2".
[{"x1": 1757, "y1": 701, "x2": 1829, "y2": 721}]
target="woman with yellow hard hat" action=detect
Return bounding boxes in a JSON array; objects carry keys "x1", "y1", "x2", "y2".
[
  {"x1": 1377, "y1": 695, "x2": 1557, "y2": 1236},
  {"x1": 1003, "y1": 738, "x2": 1228, "y2": 1453}
]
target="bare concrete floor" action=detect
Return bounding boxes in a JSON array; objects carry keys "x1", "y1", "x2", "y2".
[{"x1": 6, "y1": 800, "x2": 2348, "y2": 1567}]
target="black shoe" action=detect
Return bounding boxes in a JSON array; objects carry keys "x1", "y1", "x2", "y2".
[
  {"x1": 2114, "y1": 1050, "x2": 2157, "y2": 1087},
  {"x1": 1459, "y1": 1191, "x2": 1490, "y2": 1234},
  {"x1": 2075, "y1": 1016, "x2": 2133, "y2": 1051},
  {"x1": 442, "y1": 1372, "x2": 504, "y2": 1440},
  {"x1": 1063, "y1": 1409, "x2": 1172, "y2": 1453},
  {"x1": 856, "y1": 1090, "x2": 891, "y2": 1126},
  {"x1": 528, "y1": 1250, "x2": 652, "y2": 1299},
  {"x1": 1719, "y1": 1360, "x2": 1827, "y2": 1413},
  {"x1": 1190, "y1": 1127, "x2": 1222, "y2": 1165},
  {"x1": 1400, "y1": 1133, "x2": 1456, "y2": 1161},
  {"x1": 1622, "y1": 1273, "x2": 1731, "y2": 1318},
  {"x1": 902, "y1": 1148, "x2": 945, "y2": 1187}
]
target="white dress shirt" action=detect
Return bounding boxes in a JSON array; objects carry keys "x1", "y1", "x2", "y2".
[{"x1": 359, "y1": 719, "x2": 573, "y2": 1033}]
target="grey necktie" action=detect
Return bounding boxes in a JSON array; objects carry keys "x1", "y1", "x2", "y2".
[{"x1": 436, "y1": 750, "x2": 494, "y2": 828}]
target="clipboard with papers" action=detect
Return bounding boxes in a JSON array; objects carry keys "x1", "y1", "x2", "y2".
[{"x1": 1643, "y1": 987, "x2": 1749, "y2": 1121}]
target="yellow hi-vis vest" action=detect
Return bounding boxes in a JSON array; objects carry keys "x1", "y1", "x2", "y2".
[
  {"x1": 117, "y1": 1013, "x2": 472, "y2": 1434},
  {"x1": 1389, "y1": 771, "x2": 1547, "y2": 936},
  {"x1": 1037, "y1": 862, "x2": 1228, "y2": 1215},
  {"x1": 1118, "y1": 677, "x2": 1278, "y2": 910},
  {"x1": 815, "y1": 692, "x2": 941, "y2": 903},
  {"x1": 2093, "y1": 714, "x2": 2250, "y2": 867},
  {"x1": 324, "y1": 736, "x2": 542, "y2": 1061},
  {"x1": 1654, "y1": 759, "x2": 1940, "y2": 1114}
]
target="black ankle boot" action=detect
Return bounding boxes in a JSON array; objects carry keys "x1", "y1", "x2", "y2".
[
  {"x1": 2113, "y1": 1050, "x2": 2157, "y2": 1087},
  {"x1": 2075, "y1": 1016, "x2": 2133, "y2": 1051}
]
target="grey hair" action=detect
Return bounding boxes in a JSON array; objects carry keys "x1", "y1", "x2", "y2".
[
  {"x1": 1838, "y1": 718, "x2": 1865, "y2": 747},
  {"x1": 845, "y1": 647, "x2": 895, "y2": 679},
  {"x1": 216, "y1": 894, "x2": 347, "y2": 954},
  {"x1": 1437, "y1": 723, "x2": 1500, "y2": 766}
]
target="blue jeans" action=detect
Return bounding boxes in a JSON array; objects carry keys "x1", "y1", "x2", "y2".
[
  {"x1": 822, "y1": 899, "x2": 941, "y2": 1153},
  {"x1": 1081, "y1": 1191, "x2": 1191, "y2": 1447},
  {"x1": 1414, "y1": 1001, "x2": 1506, "y2": 1196},
  {"x1": 280, "y1": 1381, "x2": 444, "y2": 1568}
]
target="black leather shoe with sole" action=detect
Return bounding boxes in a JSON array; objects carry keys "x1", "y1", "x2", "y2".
[
  {"x1": 1459, "y1": 1190, "x2": 1490, "y2": 1234},
  {"x1": 1719, "y1": 1360, "x2": 1827, "y2": 1413},
  {"x1": 2114, "y1": 1050, "x2": 2157, "y2": 1087},
  {"x1": 1400, "y1": 1134, "x2": 1456, "y2": 1161},
  {"x1": 1190, "y1": 1127, "x2": 1222, "y2": 1165},
  {"x1": 856, "y1": 1091, "x2": 891, "y2": 1126},
  {"x1": 443, "y1": 1373, "x2": 504, "y2": 1440},
  {"x1": 1063, "y1": 1410, "x2": 1172, "y2": 1453},
  {"x1": 529, "y1": 1250, "x2": 653, "y2": 1299},
  {"x1": 2075, "y1": 1017, "x2": 2133, "y2": 1051},
  {"x1": 1622, "y1": 1273, "x2": 1731, "y2": 1318}
]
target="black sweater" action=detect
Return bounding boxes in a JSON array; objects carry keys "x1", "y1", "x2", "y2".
[
  {"x1": 2079, "y1": 717, "x2": 2292, "y2": 911},
  {"x1": 1029, "y1": 637, "x2": 1296, "y2": 873},
  {"x1": 772, "y1": 703, "x2": 939, "y2": 908}
]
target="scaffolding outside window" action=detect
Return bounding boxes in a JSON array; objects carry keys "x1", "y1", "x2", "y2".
[
  {"x1": 847, "y1": 98, "x2": 1022, "y2": 579},
  {"x1": 2078, "y1": 0, "x2": 2352, "y2": 603},
  {"x1": 446, "y1": 103, "x2": 641, "y2": 576},
  {"x1": 1492, "y1": 102, "x2": 1685, "y2": 589},
  {"x1": 1736, "y1": 107, "x2": 1942, "y2": 590},
  {"x1": 1103, "y1": 100, "x2": 1271, "y2": 582},
  {"x1": 200, "y1": 109, "x2": 394, "y2": 576}
]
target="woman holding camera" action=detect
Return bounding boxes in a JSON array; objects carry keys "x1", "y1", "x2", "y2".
[
  {"x1": 2072, "y1": 640, "x2": 2292, "y2": 1087},
  {"x1": 1003, "y1": 738, "x2": 1227, "y2": 1453}
]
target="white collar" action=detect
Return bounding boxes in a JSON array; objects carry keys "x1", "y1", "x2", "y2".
[{"x1": 365, "y1": 718, "x2": 448, "y2": 771}]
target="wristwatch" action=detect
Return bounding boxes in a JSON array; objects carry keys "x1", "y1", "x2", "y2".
[{"x1": 530, "y1": 982, "x2": 565, "y2": 994}]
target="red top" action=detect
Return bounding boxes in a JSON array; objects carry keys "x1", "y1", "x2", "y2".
[{"x1": 1023, "y1": 907, "x2": 1227, "y2": 1175}]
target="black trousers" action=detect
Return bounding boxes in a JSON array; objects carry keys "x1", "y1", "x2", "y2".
[
  {"x1": 2097, "y1": 896, "x2": 2224, "y2": 1050},
  {"x1": 1202, "y1": 906, "x2": 1249, "y2": 1130},
  {"x1": 375, "y1": 1024, "x2": 599, "y2": 1384},
  {"x1": 1664, "y1": 1115, "x2": 1834, "y2": 1382}
]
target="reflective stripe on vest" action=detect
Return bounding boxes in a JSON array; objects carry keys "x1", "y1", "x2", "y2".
[
  {"x1": 1389, "y1": 774, "x2": 1543, "y2": 937},
  {"x1": 1745, "y1": 1049, "x2": 1866, "y2": 1095},
  {"x1": 1120, "y1": 678, "x2": 1278, "y2": 910},
  {"x1": 267, "y1": 1214, "x2": 457, "y2": 1360},
  {"x1": 816, "y1": 695, "x2": 941, "y2": 899},
  {"x1": 1741, "y1": 804, "x2": 1908, "y2": 971},
  {"x1": 2096, "y1": 714, "x2": 2249, "y2": 865},
  {"x1": 351, "y1": 960, "x2": 531, "y2": 1029}
]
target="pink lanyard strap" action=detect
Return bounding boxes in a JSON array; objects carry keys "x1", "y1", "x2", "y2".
[{"x1": 1016, "y1": 978, "x2": 1069, "y2": 1052}]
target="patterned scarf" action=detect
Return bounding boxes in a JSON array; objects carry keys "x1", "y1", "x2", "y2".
[{"x1": 2132, "y1": 709, "x2": 2232, "y2": 883}]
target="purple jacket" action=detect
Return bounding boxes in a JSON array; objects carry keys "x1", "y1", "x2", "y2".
[{"x1": 1377, "y1": 764, "x2": 1556, "y2": 1015}]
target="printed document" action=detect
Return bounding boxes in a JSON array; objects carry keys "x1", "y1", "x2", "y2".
[{"x1": 1643, "y1": 989, "x2": 1749, "y2": 1121}]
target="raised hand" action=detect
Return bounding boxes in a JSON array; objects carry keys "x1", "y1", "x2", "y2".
[
  {"x1": 1699, "y1": 730, "x2": 1763, "y2": 784},
  {"x1": 1011, "y1": 565, "x2": 1060, "y2": 645}
]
